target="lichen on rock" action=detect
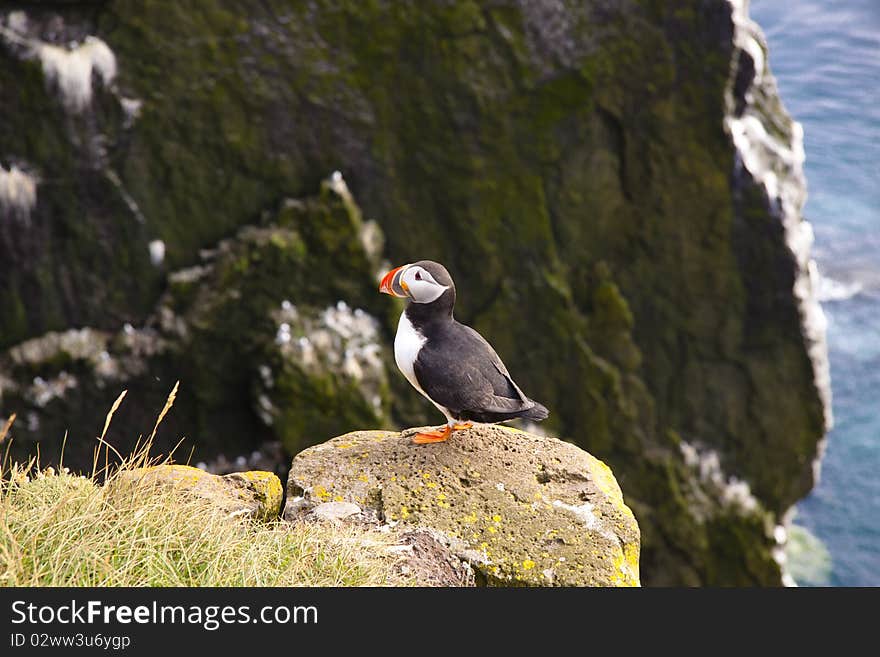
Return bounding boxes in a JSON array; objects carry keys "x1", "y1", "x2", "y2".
[
  {"x1": 285, "y1": 425, "x2": 640, "y2": 587},
  {"x1": 0, "y1": 0, "x2": 829, "y2": 586},
  {"x1": 109, "y1": 464, "x2": 283, "y2": 521}
]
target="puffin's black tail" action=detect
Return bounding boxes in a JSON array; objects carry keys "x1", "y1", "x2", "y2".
[{"x1": 519, "y1": 401, "x2": 549, "y2": 422}]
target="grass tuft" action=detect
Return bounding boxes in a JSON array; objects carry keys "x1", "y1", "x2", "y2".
[
  {"x1": 0, "y1": 386, "x2": 409, "y2": 587},
  {"x1": 0, "y1": 413, "x2": 15, "y2": 446},
  {"x1": 0, "y1": 461, "x2": 407, "y2": 587}
]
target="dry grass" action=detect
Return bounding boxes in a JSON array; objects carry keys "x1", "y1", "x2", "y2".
[{"x1": 0, "y1": 385, "x2": 408, "y2": 587}]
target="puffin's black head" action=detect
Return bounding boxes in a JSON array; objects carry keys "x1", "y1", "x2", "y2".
[{"x1": 379, "y1": 260, "x2": 456, "y2": 314}]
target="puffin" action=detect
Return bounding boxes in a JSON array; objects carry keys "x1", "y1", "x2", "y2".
[{"x1": 379, "y1": 260, "x2": 549, "y2": 444}]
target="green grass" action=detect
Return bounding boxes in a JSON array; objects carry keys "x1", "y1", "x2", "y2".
[
  {"x1": 0, "y1": 388, "x2": 410, "y2": 587},
  {"x1": 0, "y1": 463, "x2": 407, "y2": 587},
  {"x1": 0, "y1": 470, "x2": 403, "y2": 586}
]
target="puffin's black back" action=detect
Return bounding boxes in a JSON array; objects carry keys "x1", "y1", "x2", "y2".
[{"x1": 413, "y1": 321, "x2": 549, "y2": 423}]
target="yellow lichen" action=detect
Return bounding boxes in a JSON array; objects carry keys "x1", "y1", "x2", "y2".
[
  {"x1": 522, "y1": 560, "x2": 536, "y2": 570},
  {"x1": 585, "y1": 453, "x2": 636, "y2": 521},
  {"x1": 500, "y1": 425, "x2": 525, "y2": 434},
  {"x1": 117, "y1": 467, "x2": 282, "y2": 520},
  {"x1": 610, "y1": 542, "x2": 641, "y2": 587},
  {"x1": 237, "y1": 470, "x2": 283, "y2": 517}
]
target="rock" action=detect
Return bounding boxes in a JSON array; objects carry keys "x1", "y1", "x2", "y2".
[
  {"x1": 311, "y1": 501, "x2": 362, "y2": 523},
  {"x1": 110, "y1": 465, "x2": 282, "y2": 521},
  {"x1": 0, "y1": 181, "x2": 391, "y2": 469},
  {"x1": 0, "y1": 1, "x2": 827, "y2": 585},
  {"x1": 151, "y1": 182, "x2": 393, "y2": 458},
  {"x1": 392, "y1": 529, "x2": 476, "y2": 587},
  {"x1": 285, "y1": 426, "x2": 640, "y2": 587}
]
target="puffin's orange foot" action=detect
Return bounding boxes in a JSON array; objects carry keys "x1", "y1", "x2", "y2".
[
  {"x1": 412, "y1": 426, "x2": 452, "y2": 444},
  {"x1": 452, "y1": 422, "x2": 473, "y2": 431}
]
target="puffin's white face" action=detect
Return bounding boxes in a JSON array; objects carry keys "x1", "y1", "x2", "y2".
[{"x1": 399, "y1": 264, "x2": 450, "y2": 304}]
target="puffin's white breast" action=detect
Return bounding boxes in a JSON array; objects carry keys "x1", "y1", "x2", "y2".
[
  {"x1": 394, "y1": 311, "x2": 428, "y2": 396},
  {"x1": 394, "y1": 311, "x2": 456, "y2": 424}
]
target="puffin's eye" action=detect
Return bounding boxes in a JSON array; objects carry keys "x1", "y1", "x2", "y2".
[{"x1": 415, "y1": 271, "x2": 422, "y2": 281}]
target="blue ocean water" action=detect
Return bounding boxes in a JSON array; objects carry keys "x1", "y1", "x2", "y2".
[{"x1": 751, "y1": 0, "x2": 880, "y2": 586}]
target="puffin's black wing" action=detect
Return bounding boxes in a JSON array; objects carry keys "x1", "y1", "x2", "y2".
[{"x1": 413, "y1": 321, "x2": 548, "y2": 423}]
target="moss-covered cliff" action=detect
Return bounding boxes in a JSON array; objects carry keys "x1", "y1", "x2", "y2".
[{"x1": 0, "y1": 0, "x2": 827, "y2": 585}]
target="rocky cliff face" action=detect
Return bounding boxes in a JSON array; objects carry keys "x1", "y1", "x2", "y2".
[{"x1": 0, "y1": 0, "x2": 827, "y2": 585}]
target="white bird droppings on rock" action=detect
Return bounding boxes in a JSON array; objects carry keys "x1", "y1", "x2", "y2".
[
  {"x1": 680, "y1": 440, "x2": 760, "y2": 515},
  {"x1": 272, "y1": 300, "x2": 385, "y2": 387},
  {"x1": 275, "y1": 322, "x2": 292, "y2": 345},
  {"x1": 7, "y1": 10, "x2": 27, "y2": 33},
  {"x1": 1, "y1": 14, "x2": 116, "y2": 113},
  {"x1": 774, "y1": 524, "x2": 787, "y2": 545},
  {"x1": 552, "y1": 499, "x2": 599, "y2": 531},
  {"x1": 148, "y1": 240, "x2": 165, "y2": 266},
  {"x1": 0, "y1": 164, "x2": 38, "y2": 221},
  {"x1": 30, "y1": 371, "x2": 78, "y2": 407},
  {"x1": 724, "y1": 0, "x2": 832, "y2": 437},
  {"x1": 38, "y1": 36, "x2": 116, "y2": 113},
  {"x1": 120, "y1": 96, "x2": 142, "y2": 126},
  {"x1": 328, "y1": 170, "x2": 347, "y2": 196}
]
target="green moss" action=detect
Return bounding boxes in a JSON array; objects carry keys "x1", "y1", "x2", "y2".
[
  {"x1": 0, "y1": 288, "x2": 28, "y2": 347},
  {"x1": 270, "y1": 361, "x2": 389, "y2": 455},
  {"x1": 0, "y1": 37, "x2": 160, "y2": 349},
  {"x1": 1, "y1": 0, "x2": 824, "y2": 586},
  {"x1": 160, "y1": 186, "x2": 390, "y2": 457}
]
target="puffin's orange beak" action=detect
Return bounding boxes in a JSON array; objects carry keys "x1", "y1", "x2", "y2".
[{"x1": 379, "y1": 265, "x2": 409, "y2": 297}]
